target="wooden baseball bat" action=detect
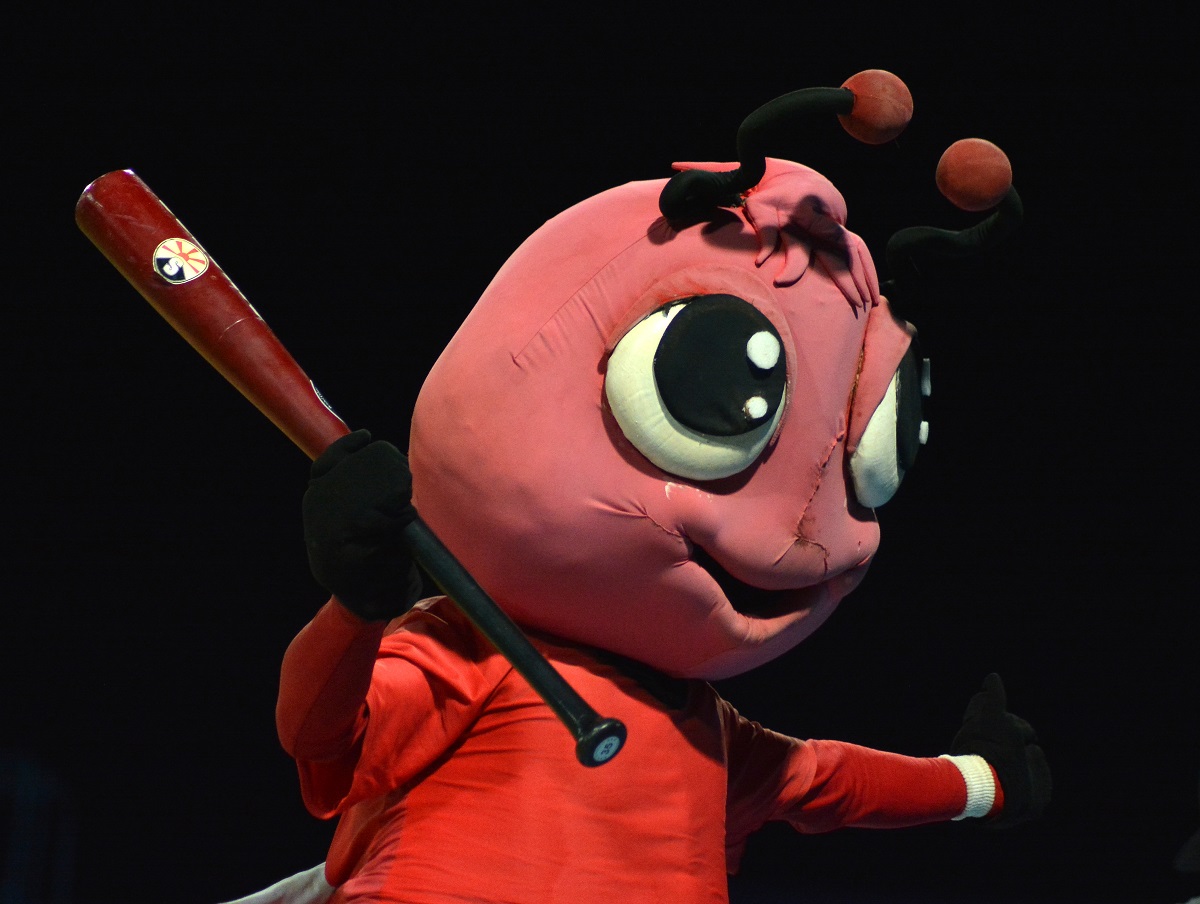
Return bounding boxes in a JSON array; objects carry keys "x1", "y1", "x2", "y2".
[{"x1": 75, "y1": 169, "x2": 626, "y2": 767}]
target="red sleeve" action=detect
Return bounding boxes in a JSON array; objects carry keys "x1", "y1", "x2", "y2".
[
  {"x1": 723, "y1": 703, "x2": 967, "y2": 871},
  {"x1": 276, "y1": 596, "x2": 512, "y2": 819},
  {"x1": 276, "y1": 598, "x2": 386, "y2": 763}
]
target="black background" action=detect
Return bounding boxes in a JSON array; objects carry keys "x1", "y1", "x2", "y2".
[{"x1": 4, "y1": 7, "x2": 1197, "y2": 904}]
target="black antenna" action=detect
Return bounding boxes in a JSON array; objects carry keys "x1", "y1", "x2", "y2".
[
  {"x1": 658, "y1": 87, "x2": 854, "y2": 222},
  {"x1": 658, "y1": 69, "x2": 914, "y2": 224}
]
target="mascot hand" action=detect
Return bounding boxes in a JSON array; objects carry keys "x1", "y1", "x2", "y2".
[
  {"x1": 951, "y1": 672, "x2": 1051, "y2": 828},
  {"x1": 302, "y1": 429, "x2": 423, "y2": 621}
]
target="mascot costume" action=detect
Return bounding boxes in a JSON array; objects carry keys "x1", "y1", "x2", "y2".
[{"x1": 81, "y1": 69, "x2": 1052, "y2": 904}]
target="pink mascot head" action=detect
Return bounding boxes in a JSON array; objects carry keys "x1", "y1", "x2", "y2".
[{"x1": 409, "y1": 71, "x2": 1018, "y2": 680}]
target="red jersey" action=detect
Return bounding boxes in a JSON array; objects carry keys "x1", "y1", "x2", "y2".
[{"x1": 277, "y1": 598, "x2": 968, "y2": 903}]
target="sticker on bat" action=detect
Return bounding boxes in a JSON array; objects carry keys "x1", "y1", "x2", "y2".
[{"x1": 153, "y1": 238, "x2": 209, "y2": 284}]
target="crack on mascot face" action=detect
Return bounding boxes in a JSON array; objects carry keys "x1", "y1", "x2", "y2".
[{"x1": 408, "y1": 159, "x2": 922, "y2": 680}]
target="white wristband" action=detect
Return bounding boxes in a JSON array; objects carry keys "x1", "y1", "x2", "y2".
[{"x1": 940, "y1": 754, "x2": 996, "y2": 820}]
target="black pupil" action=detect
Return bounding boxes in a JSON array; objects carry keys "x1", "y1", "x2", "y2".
[
  {"x1": 895, "y1": 342, "x2": 924, "y2": 473},
  {"x1": 653, "y1": 295, "x2": 786, "y2": 437}
]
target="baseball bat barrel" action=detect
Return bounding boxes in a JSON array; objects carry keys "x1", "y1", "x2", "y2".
[
  {"x1": 75, "y1": 169, "x2": 350, "y2": 459},
  {"x1": 75, "y1": 170, "x2": 625, "y2": 766}
]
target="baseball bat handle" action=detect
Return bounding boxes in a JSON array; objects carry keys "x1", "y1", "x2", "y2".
[
  {"x1": 75, "y1": 170, "x2": 625, "y2": 766},
  {"x1": 402, "y1": 519, "x2": 625, "y2": 767}
]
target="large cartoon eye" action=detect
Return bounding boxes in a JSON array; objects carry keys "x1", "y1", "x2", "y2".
[
  {"x1": 605, "y1": 295, "x2": 787, "y2": 480},
  {"x1": 849, "y1": 343, "x2": 930, "y2": 508}
]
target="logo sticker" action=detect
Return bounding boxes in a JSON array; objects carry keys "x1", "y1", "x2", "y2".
[
  {"x1": 591, "y1": 735, "x2": 622, "y2": 763},
  {"x1": 153, "y1": 238, "x2": 209, "y2": 284}
]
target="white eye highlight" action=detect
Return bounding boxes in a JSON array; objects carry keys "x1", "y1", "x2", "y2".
[
  {"x1": 747, "y1": 331, "x2": 781, "y2": 370},
  {"x1": 605, "y1": 304, "x2": 786, "y2": 481},
  {"x1": 744, "y1": 396, "x2": 768, "y2": 420}
]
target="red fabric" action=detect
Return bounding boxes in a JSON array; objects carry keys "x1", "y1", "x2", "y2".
[{"x1": 278, "y1": 597, "x2": 969, "y2": 903}]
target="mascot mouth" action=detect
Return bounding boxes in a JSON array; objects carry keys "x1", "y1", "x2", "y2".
[{"x1": 691, "y1": 545, "x2": 805, "y2": 618}]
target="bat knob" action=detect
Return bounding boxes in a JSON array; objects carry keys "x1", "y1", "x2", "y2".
[{"x1": 575, "y1": 717, "x2": 627, "y2": 767}]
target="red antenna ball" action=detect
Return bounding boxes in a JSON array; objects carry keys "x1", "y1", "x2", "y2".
[
  {"x1": 838, "y1": 69, "x2": 913, "y2": 145},
  {"x1": 935, "y1": 138, "x2": 1013, "y2": 211}
]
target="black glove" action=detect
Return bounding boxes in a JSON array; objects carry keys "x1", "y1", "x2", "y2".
[
  {"x1": 302, "y1": 429, "x2": 423, "y2": 621},
  {"x1": 950, "y1": 672, "x2": 1051, "y2": 828}
]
